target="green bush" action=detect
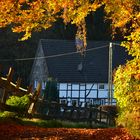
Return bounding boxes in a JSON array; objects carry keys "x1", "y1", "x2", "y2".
[
  {"x1": 43, "y1": 78, "x2": 59, "y2": 102},
  {"x1": 37, "y1": 78, "x2": 60, "y2": 114},
  {"x1": 6, "y1": 95, "x2": 30, "y2": 112},
  {"x1": 0, "y1": 111, "x2": 16, "y2": 118}
]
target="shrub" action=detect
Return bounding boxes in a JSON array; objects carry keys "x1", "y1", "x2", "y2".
[
  {"x1": 43, "y1": 77, "x2": 59, "y2": 102},
  {"x1": 6, "y1": 95, "x2": 30, "y2": 112},
  {"x1": 0, "y1": 111, "x2": 16, "y2": 118},
  {"x1": 114, "y1": 58, "x2": 140, "y2": 138},
  {"x1": 40, "y1": 78, "x2": 59, "y2": 114}
]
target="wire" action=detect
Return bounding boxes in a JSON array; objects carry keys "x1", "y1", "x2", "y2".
[
  {"x1": 0, "y1": 44, "x2": 109, "y2": 62},
  {"x1": 113, "y1": 43, "x2": 121, "y2": 46}
]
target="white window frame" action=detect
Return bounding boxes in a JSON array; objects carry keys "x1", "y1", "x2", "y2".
[
  {"x1": 42, "y1": 81, "x2": 46, "y2": 90},
  {"x1": 98, "y1": 84, "x2": 105, "y2": 90},
  {"x1": 34, "y1": 80, "x2": 38, "y2": 88}
]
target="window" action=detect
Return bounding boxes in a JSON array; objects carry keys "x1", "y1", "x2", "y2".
[
  {"x1": 59, "y1": 91, "x2": 66, "y2": 97},
  {"x1": 34, "y1": 80, "x2": 38, "y2": 88},
  {"x1": 72, "y1": 91, "x2": 79, "y2": 97},
  {"x1": 72, "y1": 84, "x2": 79, "y2": 90},
  {"x1": 68, "y1": 83, "x2": 72, "y2": 90},
  {"x1": 98, "y1": 91, "x2": 108, "y2": 98},
  {"x1": 80, "y1": 83, "x2": 86, "y2": 90},
  {"x1": 68, "y1": 91, "x2": 71, "y2": 98},
  {"x1": 59, "y1": 83, "x2": 67, "y2": 90},
  {"x1": 42, "y1": 81, "x2": 46, "y2": 89},
  {"x1": 86, "y1": 84, "x2": 93, "y2": 89},
  {"x1": 80, "y1": 90, "x2": 85, "y2": 98},
  {"x1": 99, "y1": 84, "x2": 105, "y2": 89},
  {"x1": 87, "y1": 90, "x2": 97, "y2": 98}
]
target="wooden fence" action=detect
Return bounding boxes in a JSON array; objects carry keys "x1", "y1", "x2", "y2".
[
  {"x1": 0, "y1": 67, "x2": 117, "y2": 126},
  {"x1": 36, "y1": 100, "x2": 117, "y2": 126},
  {"x1": 0, "y1": 67, "x2": 41, "y2": 115}
]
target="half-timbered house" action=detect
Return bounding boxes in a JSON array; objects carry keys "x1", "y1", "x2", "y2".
[{"x1": 30, "y1": 39, "x2": 131, "y2": 107}]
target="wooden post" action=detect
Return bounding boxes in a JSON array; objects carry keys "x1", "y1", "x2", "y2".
[
  {"x1": 99, "y1": 107, "x2": 102, "y2": 123},
  {"x1": 1, "y1": 67, "x2": 14, "y2": 103},
  {"x1": 1, "y1": 89, "x2": 7, "y2": 104},
  {"x1": 16, "y1": 78, "x2": 22, "y2": 89},
  {"x1": 0, "y1": 65, "x2": 2, "y2": 77},
  {"x1": 27, "y1": 85, "x2": 33, "y2": 94},
  {"x1": 7, "y1": 67, "x2": 14, "y2": 82},
  {"x1": 28, "y1": 83, "x2": 41, "y2": 115},
  {"x1": 108, "y1": 43, "x2": 113, "y2": 105}
]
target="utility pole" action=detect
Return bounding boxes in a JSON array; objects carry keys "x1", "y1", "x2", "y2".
[{"x1": 108, "y1": 42, "x2": 113, "y2": 105}]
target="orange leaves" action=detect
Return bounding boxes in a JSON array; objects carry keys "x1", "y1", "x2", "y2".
[
  {"x1": 11, "y1": 0, "x2": 95, "y2": 40},
  {"x1": 0, "y1": 0, "x2": 139, "y2": 46},
  {"x1": 0, "y1": 0, "x2": 58, "y2": 40},
  {"x1": 90, "y1": 0, "x2": 103, "y2": 12},
  {"x1": 0, "y1": 123, "x2": 137, "y2": 140},
  {"x1": 19, "y1": 0, "x2": 26, "y2": 4},
  {"x1": 0, "y1": 0, "x2": 102, "y2": 41},
  {"x1": 0, "y1": 0, "x2": 18, "y2": 28},
  {"x1": 134, "y1": 74, "x2": 140, "y2": 81},
  {"x1": 103, "y1": 0, "x2": 137, "y2": 36}
]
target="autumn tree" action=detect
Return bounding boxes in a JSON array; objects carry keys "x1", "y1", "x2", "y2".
[
  {"x1": 103, "y1": 0, "x2": 140, "y2": 138},
  {"x1": 0, "y1": 0, "x2": 139, "y2": 138},
  {"x1": 0, "y1": 0, "x2": 102, "y2": 52}
]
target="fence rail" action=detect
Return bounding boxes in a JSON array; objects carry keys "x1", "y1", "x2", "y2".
[
  {"x1": 0, "y1": 67, "x2": 41, "y2": 115},
  {"x1": 59, "y1": 97, "x2": 116, "y2": 106},
  {"x1": 36, "y1": 100, "x2": 117, "y2": 126}
]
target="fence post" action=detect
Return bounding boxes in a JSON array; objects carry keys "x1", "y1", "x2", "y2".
[
  {"x1": 28, "y1": 83, "x2": 41, "y2": 115},
  {"x1": 7, "y1": 67, "x2": 14, "y2": 82},
  {"x1": 0, "y1": 65, "x2": 2, "y2": 76},
  {"x1": 1, "y1": 67, "x2": 14, "y2": 103},
  {"x1": 99, "y1": 107, "x2": 102, "y2": 123},
  {"x1": 27, "y1": 85, "x2": 32, "y2": 94},
  {"x1": 14, "y1": 77, "x2": 22, "y2": 94},
  {"x1": 16, "y1": 78, "x2": 22, "y2": 89},
  {"x1": 88, "y1": 106, "x2": 93, "y2": 128}
]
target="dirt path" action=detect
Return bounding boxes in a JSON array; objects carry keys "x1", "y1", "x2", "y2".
[{"x1": 0, "y1": 123, "x2": 139, "y2": 140}]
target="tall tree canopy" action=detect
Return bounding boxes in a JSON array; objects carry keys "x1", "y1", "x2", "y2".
[
  {"x1": 0, "y1": 0, "x2": 102, "y2": 51},
  {"x1": 0, "y1": 0, "x2": 139, "y2": 54}
]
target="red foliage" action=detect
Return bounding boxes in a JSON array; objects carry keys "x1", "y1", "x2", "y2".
[{"x1": 0, "y1": 123, "x2": 139, "y2": 140}]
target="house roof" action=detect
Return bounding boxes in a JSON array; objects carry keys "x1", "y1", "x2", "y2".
[{"x1": 40, "y1": 39, "x2": 131, "y2": 83}]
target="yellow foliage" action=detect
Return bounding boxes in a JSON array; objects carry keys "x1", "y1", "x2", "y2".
[
  {"x1": 0, "y1": 0, "x2": 102, "y2": 42},
  {"x1": 114, "y1": 58, "x2": 140, "y2": 138}
]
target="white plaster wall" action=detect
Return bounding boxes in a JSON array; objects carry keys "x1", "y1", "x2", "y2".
[{"x1": 59, "y1": 83, "x2": 112, "y2": 99}]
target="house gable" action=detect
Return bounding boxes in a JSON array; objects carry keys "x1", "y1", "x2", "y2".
[{"x1": 30, "y1": 40, "x2": 49, "y2": 89}]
